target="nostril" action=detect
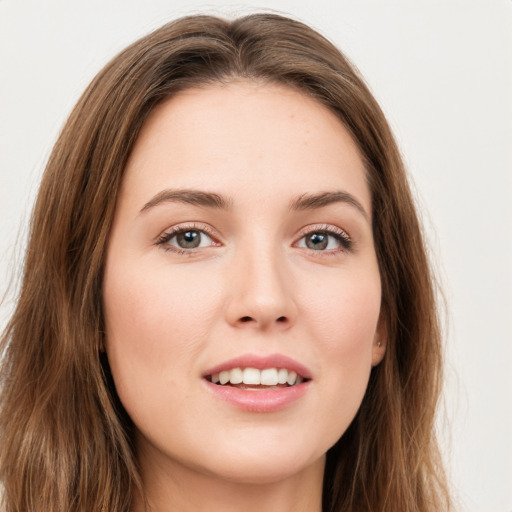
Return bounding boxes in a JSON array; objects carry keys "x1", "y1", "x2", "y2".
[{"x1": 237, "y1": 315, "x2": 288, "y2": 325}]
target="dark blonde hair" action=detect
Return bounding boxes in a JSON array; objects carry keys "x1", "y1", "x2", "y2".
[{"x1": 0, "y1": 13, "x2": 450, "y2": 512}]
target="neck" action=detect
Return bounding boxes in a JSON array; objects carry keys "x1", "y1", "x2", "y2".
[{"x1": 132, "y1": 448, "x2": 325, "y2": 512}]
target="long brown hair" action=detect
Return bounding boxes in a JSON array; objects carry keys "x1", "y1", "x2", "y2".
[{"x1": 0, "y1": 13, "x2": 450, "y2": 512}]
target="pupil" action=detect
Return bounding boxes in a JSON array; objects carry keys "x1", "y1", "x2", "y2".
[
  {"x1": 307, "y1": 233, "x2": 328, "y2": 250},
  {"x1": 177, "y1": 230, "x2": 201, "y2": 248}
]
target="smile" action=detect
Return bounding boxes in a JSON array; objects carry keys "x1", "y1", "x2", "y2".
[
  {"x1": 207, "y1": 367, "x2": 306, "y2": 387},
  {"x1": 203, "y1": 354, "x2": 312, "y2": 412}
]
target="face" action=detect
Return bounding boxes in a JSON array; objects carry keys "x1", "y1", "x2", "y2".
[{"x1": 103, "y1": 81, "x2": 385, "y2": 486}]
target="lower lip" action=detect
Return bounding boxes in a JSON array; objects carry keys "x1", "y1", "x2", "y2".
[{"x1": 204, "y1": 380, "x2": 310, "y2": 413}]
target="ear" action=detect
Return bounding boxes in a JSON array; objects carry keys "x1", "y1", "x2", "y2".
[
  {"x1": 371, "y1": 314, "x2": 387, "y2": 367},
  {"x1": 98, "y1": 333, "x2": 107, "y2": 353}
]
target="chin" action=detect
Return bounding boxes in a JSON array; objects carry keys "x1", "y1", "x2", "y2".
[
  {"x1": 187, "y1": 431, "x2": 327, "y2": 486},
  {"x1": 200, "y1": 452, "x2": 325, "y2": 486}
]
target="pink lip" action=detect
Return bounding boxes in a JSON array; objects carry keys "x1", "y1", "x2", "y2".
[
  {"x1": 202, "y1": 353, "x2": 312, "y2": 413},
  {"x1": 203, "y1": 353, "x2": 312, "y2": 379},
  {"x1": 204, "y1": 380, "x2": 310, "y2": 413}
]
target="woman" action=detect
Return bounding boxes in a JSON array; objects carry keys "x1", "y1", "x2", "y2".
[{"x1": 0, "y1": 13, "x2": 450, "y2": 512}]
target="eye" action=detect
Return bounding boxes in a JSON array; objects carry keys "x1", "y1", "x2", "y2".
[
  {"x1": 156, "y1": 224, "x2": 219, "y2": 252},
  {"x1": 295, "y1": 227, "x2": 352, "y2": 252},
  {"x1": 173, "y1": 229, "x2": 211, "y2": 249}
]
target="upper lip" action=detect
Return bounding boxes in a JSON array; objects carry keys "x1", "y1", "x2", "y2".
[{"x1": 203, "y1": 353, "x2": 313, "y2": 380}]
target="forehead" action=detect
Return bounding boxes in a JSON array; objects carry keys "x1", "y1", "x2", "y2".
[{"x1": 121, "y1": 81, "x2": 371, "y2": 215}]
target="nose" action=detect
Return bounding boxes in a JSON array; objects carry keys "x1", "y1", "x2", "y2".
[{"x1": 224, "y1": 244, "x2": 298, "y2": 331}]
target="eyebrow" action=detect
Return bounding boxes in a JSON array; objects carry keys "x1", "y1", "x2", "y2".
[
  {"x1": 290, "y1": 191, "x2": 369, "y2": 221},
  {"x1": 139, "y1": 188, "x2": 368, "y2": 221},
  {"x1": 140, "y1": 189, "x2": 232, "y2": 214}
]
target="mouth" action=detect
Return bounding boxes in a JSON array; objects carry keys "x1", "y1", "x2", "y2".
[
  {"x1": 206, "y1": 367, "x2": 309, "y2": 389},
  {"x1": 202, "y1": 354, "x2": 312, "y2": 411}
]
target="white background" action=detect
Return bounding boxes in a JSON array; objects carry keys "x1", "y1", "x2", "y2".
[{"x1": 0, "y1": 1, "x2": 511, "y2": 511}]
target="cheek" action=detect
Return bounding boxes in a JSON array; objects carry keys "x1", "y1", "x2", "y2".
[
  {"x1": 304, "y1": 267, "x2": 381, "y2": 353},
  {"x1": 104, "y1": 257, "x2": 218, "y2": 343},
  {"x1": 102, "y1": 260, "x2": 220, "y2": 406},
  {"x1": 300, "y1": 268, "x2": 381, "y2": 433}
]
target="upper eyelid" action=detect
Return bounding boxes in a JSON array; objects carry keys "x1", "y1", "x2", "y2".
[
  {"x1": 295, "y1": 224, "x2": 351, "y2": 240},
  {"x1": 160, "y1": 222, "x2": 218, "y2": 237}
]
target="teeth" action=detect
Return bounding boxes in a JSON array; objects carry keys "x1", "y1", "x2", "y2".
[
  {"x1": 243, "y1": 368, "x2": 261, "y2": 385},
  {"x1": 277, "y1": 368, "x2": 288, "y2": 384},
  {"x1": 260, "y1": 368, "x2": 278, "y2": 386},
  {"x1": 230, "y1": 367, "x2": 243, "y2": 384},
  {"x1": 287, "y1": 370, "x2": 297, "y2": 386},
  {"x1": 210, "y1": 367, "x2": 305, "y2": 386}
]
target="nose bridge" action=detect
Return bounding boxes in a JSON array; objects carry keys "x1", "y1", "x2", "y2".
[{"x1": 226, "y1": 232, "x2": 296, "y2": 330}]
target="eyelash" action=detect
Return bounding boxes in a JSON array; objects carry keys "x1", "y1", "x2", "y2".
[
  {"x1": 155, "y1": 223, "x2": 353, "y2": 255},
  {"x1": 155, "y1": 223, "x2": 220, "y2": 255},
  {"x1": 295, "y1": 224, "x2": 353, "y2": 254}
]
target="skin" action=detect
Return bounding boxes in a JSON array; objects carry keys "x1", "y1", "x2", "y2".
[{"x1": 103, "y1": 81, "x2": 385, "y2": 512}]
